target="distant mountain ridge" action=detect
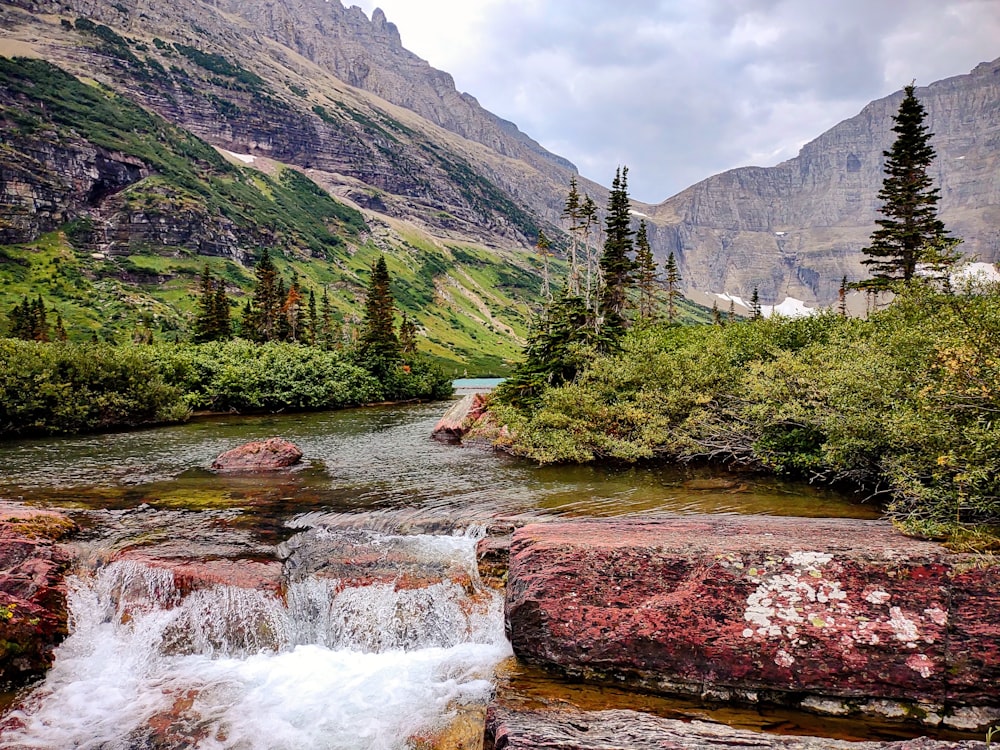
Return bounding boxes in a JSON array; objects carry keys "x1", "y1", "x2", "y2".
[
  {"x1": 648, "y1": 58, "x2": 1000, "y2": 305},
  {"x1": 2, "y1": 0, "x2": 998, "y2": 310}
]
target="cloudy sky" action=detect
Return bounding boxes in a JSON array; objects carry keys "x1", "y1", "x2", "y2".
[{"x1": 352, "y1": 0, "x2": 1000, "y2": 203}]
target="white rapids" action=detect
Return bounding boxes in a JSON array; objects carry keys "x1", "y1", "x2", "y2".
[{"x1": 0, "y1": 530, "x2": 510, "y2": 750}]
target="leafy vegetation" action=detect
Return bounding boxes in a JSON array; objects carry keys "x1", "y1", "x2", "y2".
[
  {"x1": 492, "y1": 284, "x2": 1000, "y2": 541},
  {"x1": 0, "y1": 339, "x2": 451, "y2": 438}
]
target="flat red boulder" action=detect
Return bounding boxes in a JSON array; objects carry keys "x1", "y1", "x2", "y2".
[
  {"x1": 505, "y1": 516, "x2": 1000, "y2": 732},
  {"x1": 211, "y1": 438, "x2": 303, "y2": 472}
]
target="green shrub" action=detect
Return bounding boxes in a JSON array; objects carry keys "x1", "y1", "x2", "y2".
[{"x1": 493, "y1": 285, "x2": 1000, "y2": 529}]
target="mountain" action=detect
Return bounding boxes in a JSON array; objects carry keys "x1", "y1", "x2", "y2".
[
  {"x1": 648, "y1": 58, "x2": 1000, "y2": 306},
  {"x1": 0, "y1": 0, "x2": 996, "y2": 331},
  {"x1": 0, "y1": 1, "x2": 598, "y2": 373}
]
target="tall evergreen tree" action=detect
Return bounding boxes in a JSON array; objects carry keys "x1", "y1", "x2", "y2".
[
  {"x1": 582, "y1": 194, "x2": 599, "y2": 311},
  {"x1": 193, "y1": 265, "x2": 216, "y2": 343},
  {"x1": 664, "y1": 251, "x2": 681, "y2": 324},
  {"x1": 838, "y1": 275, "x2": 849, "y2": 317},
  {"x1": 750, "y1": 287, "x2": 762, "y2": 320},
  {"x1": 634, "y1": 220, "x2": 658, "y2": 322},
  {"x1": 244, "y1": 248, "x2": 282, "y2": 342},
  {"x1": 536, "y1": 230, "x2": 553, "y2": 301},
  {"x1": 862, "y1": 83, "x2": 953, "y2": 288},
  {"x1": 193, "y1": 265, "x2": 232, "y2": 342},
  {"x1": 711, "y1": 301, "x2": 722, "y2": 326},
  {"x1": 213, "y1": 283, "x2": 232, "y2": 340},
  {"x1": 562, "y1": 177, "x2": 583, "y2": 294},
  {"x1": 358, "y1": 255, "x2": 400, "y2": 376},
  {"x1": 598, "y1": 166, "x2": 636, "y2": 343},
  {"x1": 306, "y1": 289, "x2": 318, "y2": 345},
  {"x1": 318, "y1": 288, "x2": 336, "y2": 350}
]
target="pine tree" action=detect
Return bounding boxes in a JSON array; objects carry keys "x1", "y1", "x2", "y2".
[
  {"x1": 838, "y1": 275, "x2": 849, "y2": 317},
  {"x1": 750, "y1": 287, "x2": 762, "y2": 320},
  {"x1": 582, "y1": 194, "x2": 599, "y2": 311},
  {"x1": 306, "y1": 289, "x2": 318, "y2": 345},
  {"x1": 562, "y1": 177, "x2": 583, "y2": 294},
  {"x1": 275, "y1": 278, "x2": 291, "y2": 342},
  {"x1": 53, "y1": 313, "x2": 68, "y2": 341},
  {"x1": 536, "y1": 230, "x2": 553, "y2": 301},
  {"x1": 358, "y1": 254, "x2": 400, "y2": 376},
  {"x1": 213, "y1": 283, "x2": 232, "y2": 340},
  {"x1": 193, "y1": 265, "x2": 216, "y2": 343},
  {"x1": 664, "y1": 251, "x2": 681, "y2": 324},
  {"x1": 281, "y1": 280, "x2": 306, "y2": 342},
  {"x1": 728, "y1": 299, "x2": 736, "y2": 322},
  {"x1": 245, "y1": 248, "x2": 282, "y2": 342},
  {"x1": 598, "y1": 166, "x2": 636, "y2": 343},
  {"x1": 711, "y1": 301, "x2": 722, "y2": 326},
  {"x1": 318, "y1": 288, "x2": 336, "y2": 350},
  {"x1": 398, "y1": 312, "x2": 418, "y2": 355},
  {"x1": 193, "y1": 265, "x2": 232, "y2": 342},
  {"x1": 862, "y1": 83, "x2": 954, "y2": 288},
  {"x1": 634, "y1": 220, "x2": 658, "y2": 322}
]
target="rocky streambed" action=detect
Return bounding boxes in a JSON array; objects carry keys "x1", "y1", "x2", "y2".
[{"x1": 4, "y1": 502, "x2": 995, "y2": 749}]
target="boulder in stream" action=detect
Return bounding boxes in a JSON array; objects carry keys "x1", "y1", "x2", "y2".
[
  {"x1": 0, "y1": 503, "x2": 76, "y2": 687},
  {"x1": 431, "y1": 393, "x2": 488, "y2": 443},
  {"x1": 211, "y1": 438, "x2": 303, "y2": 472},
  {"x1": 505, "y1": 516, "x2": 1000, "y2": 731}
]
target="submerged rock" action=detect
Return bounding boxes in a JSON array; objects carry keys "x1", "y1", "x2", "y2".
[
  {"x1": 504, "y1": 516, "x2": 1000, "y2": 731},
  {"x1": 484, "y1": 706, "x2": 987, "y2": 749},
  {"x1": 211, "y1": 438, "x2": 303, "y2": 472},
  {"x1": 0, "y1": 503, "x2": 77, "y2": 687}
]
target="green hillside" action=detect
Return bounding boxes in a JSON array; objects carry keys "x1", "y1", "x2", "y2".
[{"x1": 0, "y1": 57, "x2": 551, "y2": 374}]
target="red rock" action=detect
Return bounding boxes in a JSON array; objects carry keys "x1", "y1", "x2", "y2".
[
  {"x1": 211, "y1": 438, "x2": 303, "y2": 472},
  {"x1": 431, "y1": 393, "x2": 488, "y2": 442},
  {"x1": 505, "y1": 517, "x2": 1000, "y2": 731},
  {"x1": 115, "y1": 552, "x2": 284, "y2": 596},
  {"x1": 0, "y1": 503, "x2": 76, "y2": 687},
  {"x1": 484, "y1": 706, "x2": 987, "y2": 750}
]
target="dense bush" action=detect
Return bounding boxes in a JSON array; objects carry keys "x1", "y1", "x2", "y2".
[
  {"x1": 492, "y1": 285, "x2": 1000, "y2": 531},
  {"x1": 0, "y1": 340, "x2": 452, "y2": 437},
  {"x1": 0, "y1": 340, "x2": 187, "y2": 435}
]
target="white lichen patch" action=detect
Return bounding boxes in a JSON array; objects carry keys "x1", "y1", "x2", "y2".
[
  {"x1": 865, "y1": 590, "x2": 891, "y2": 605},
  {"x1": 740, "y1": 556, "x2": 944, "y2": 661},
  {"x1": 888, "y1": 607, "x2": 920, "y2": 643},
  {"x1": 787, "y1": 551, "x2": 832, "y2": 568},
  {"x1": 775, "y1": 649, "x2": 795, "y2": 668},
  {"x1": 905, "y1": 653, "x2": 935, "y2": 678},
  {"x1": 923, "y1": 606, "x2": 947, "y2": 626}
]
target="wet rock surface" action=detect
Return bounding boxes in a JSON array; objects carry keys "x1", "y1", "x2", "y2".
[
  {"x1": 431, "y1": 393, "x2": 489, "y2": 443},
  {"x1": 505, "y1": 517, "x2": 1000, "y2": 730},
  {"x1": 0, "y1": 503, "x2": 76, "y2": 687},
  {"x1": 211, "y1": 438, "x2": 303, "y2": 472},
  {"x1": 483, "y1": 706, "x2": 988, "y2": 750}
]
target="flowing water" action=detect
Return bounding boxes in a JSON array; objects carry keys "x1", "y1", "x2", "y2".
[{"x1": 0, "y1": 394, "x2": 880, "y2": 749}]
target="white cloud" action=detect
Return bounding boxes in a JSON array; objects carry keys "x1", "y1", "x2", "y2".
[{"x1": 352, "y1": 1, "x2": 1000, "y2": 202}]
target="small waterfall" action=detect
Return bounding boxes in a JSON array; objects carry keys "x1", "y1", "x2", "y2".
[{"x1": 1, "y1": 530, "x2": 510, "y2": 750}]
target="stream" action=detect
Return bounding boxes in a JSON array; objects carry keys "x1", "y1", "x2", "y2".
[{"x1": 0, "y1": 391, "x2": 881, "y2": 749}]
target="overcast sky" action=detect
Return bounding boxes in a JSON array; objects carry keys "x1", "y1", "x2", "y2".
[{"x1": 351, "y1": 0, "x2": 1000, "y2": 204}]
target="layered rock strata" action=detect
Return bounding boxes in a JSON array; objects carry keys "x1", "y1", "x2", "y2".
[
  {"x1": 504, "y1": 517, "x2": 1000, "y2": 731},
  {"x1": 484, "y1": 706, "x2": 988, "y2": 750}
]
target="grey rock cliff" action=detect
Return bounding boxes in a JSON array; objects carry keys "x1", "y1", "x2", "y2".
[{"x1": 650, "y1": 59, "x2": 1000, "y2": 305}]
